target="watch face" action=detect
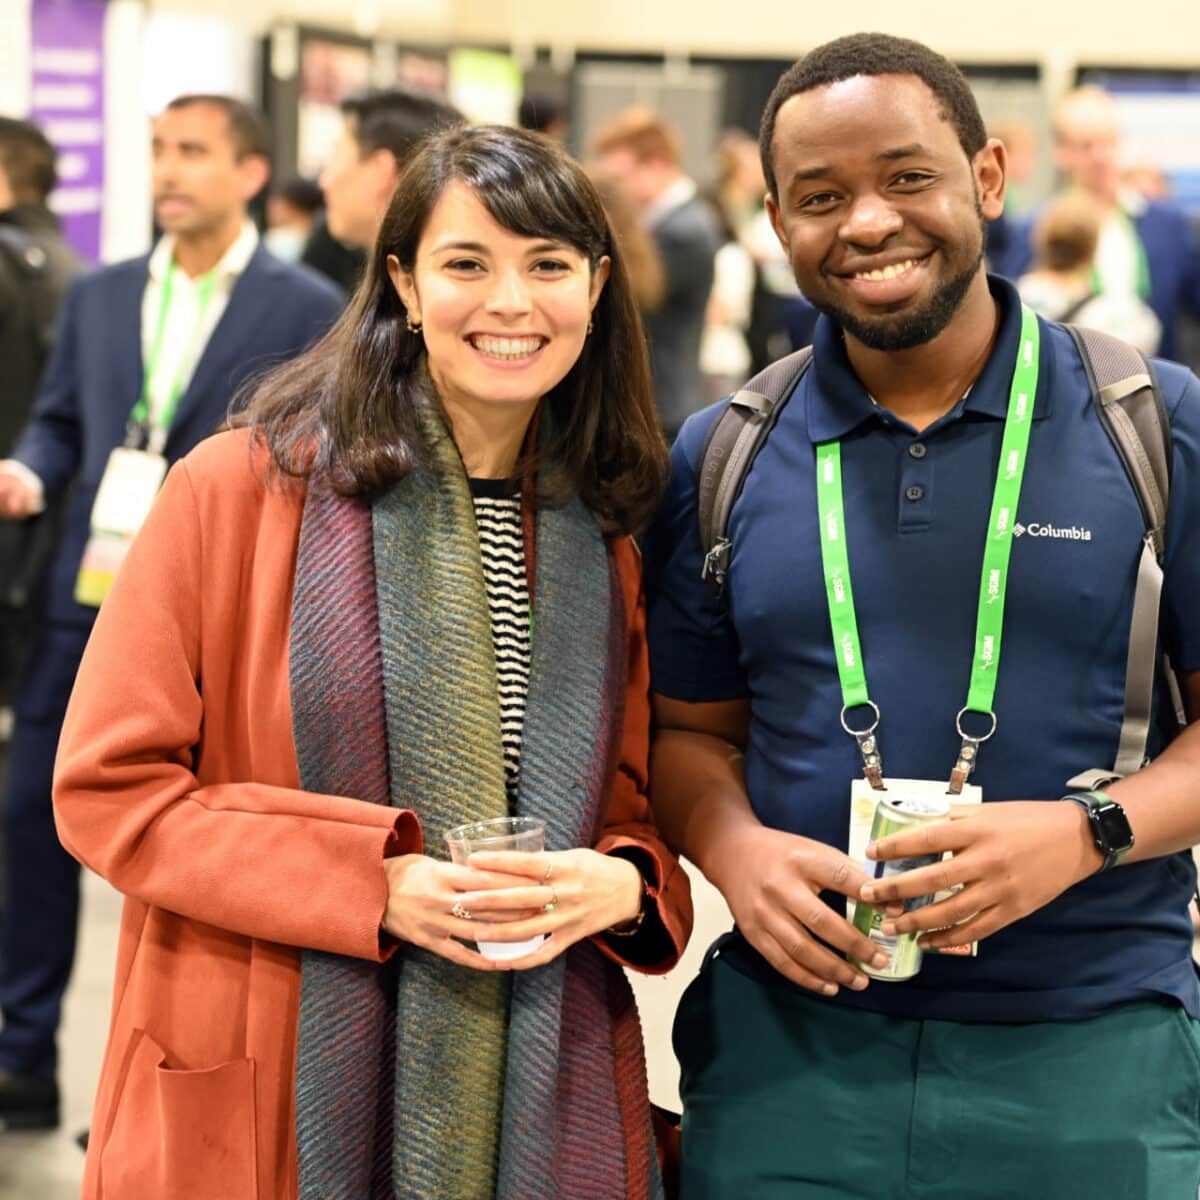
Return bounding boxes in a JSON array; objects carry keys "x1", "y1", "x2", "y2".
[{"x1": 1094, "y1": 802, "x2": 1134, "y2": 853}]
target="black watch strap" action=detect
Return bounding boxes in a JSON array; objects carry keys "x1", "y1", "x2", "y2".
[{"x1": 1061, "y1": 790, "x2": 1134, "y2": 872}]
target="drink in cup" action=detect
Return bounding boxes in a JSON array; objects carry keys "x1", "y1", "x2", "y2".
[{"x1": 445, "y1": 816, "x2": 546, "y2": 961}]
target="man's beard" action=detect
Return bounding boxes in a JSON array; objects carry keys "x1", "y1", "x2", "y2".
[
  {"x1": 812, "y1": 206, "x2": 988, "y2": 352},
  {"x1": 820, "y1": 247, "x2": 983, "y2": 351}
]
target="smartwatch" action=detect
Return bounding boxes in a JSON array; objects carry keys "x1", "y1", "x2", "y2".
[{"x1": 1060, "y1": 790, "x2": 1134, "y2": 872}]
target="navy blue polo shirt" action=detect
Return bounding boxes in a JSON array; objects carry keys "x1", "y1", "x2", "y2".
[{"x1": 644, "y1": 277, "x2": 1200, "y2": 1023}]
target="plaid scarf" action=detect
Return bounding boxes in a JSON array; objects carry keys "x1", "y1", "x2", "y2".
[{"x1": 289, "y1": 405, "x2": 663, "y2": 1199}]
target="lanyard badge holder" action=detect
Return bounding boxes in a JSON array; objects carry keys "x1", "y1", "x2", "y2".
[
  {"x1": 817, "y1": 306, "x2": 1040, "y2": 793},
  {"x1": 948, "y1": 308, "x2": 1039, "y2": 792},
  {"x1": 76, "y1": 262, "x2": 217, "y2": 608},
  {"x1": 817, "y1": 439, "x2": 886, "y2": 790},
  {"x1": 818, "y1": 308, "x2": 1041, "y2": 952}
]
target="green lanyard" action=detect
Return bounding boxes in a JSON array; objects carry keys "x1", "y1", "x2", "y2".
[
  {"x1": 128, "y1": 259, "x2": 219, "y2": 449},
  {"x1": 1087, "y1": 210, "x2": 1152, "y2": 301},
  {"x1": 815, "y1": 305, "x2": 1041, "y2": 792}
]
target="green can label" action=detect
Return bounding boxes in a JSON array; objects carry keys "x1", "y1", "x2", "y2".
[{"x1": 852, "y1": 794, "x2": 949, "y2": 981}]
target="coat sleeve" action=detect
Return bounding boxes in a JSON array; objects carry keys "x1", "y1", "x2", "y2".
[
  {"x1": 591, "y1": 536, "x2": 693, "y2": 975},
  {"x1": 11, "y1": 272, "x2": 85, "y2": 500},
  {"x1": 52, "y1": 455, "x2": 421, "y2": 961}
]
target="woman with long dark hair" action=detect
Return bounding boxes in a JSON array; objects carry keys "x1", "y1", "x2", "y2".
[{"x1": 53, "y1": 124, "x2": 691, "y2": 1200}]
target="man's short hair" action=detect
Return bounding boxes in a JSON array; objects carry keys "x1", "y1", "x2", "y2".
[
  {"x1": 1052, "y1": 84, "x2": 1118, "y2": 142},
  {"x1": 759, "y1": 33, "x2": 989, "y2": 198},
  {"x1": 592, "y1": 108, "x2": 682, "y2": 167},
  {"x1": 0, "y1": 118, "x2": 57, "y2": 205},
  {"x1": 275, "y1": 176, "x2": 324, "y2": 214},
  {"x1": 164, "y1": 94, "x2": 270, "y2": 160},
  {"x1": 518, "y1": 92, "x2": 565, "y2": 135},
  {"x1": 340, "y1": 89, "x2": 463, "y2": 166},
  {"x1": 1034, "y1": 192, "x2": 1101, "y2": 273}
]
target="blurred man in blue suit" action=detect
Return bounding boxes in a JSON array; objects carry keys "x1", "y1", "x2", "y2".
[
  {"x1": 998, "y1": 85, "x2": 1200, "y2": 365},
  {"x1": 594, "y1": 109, "x2": 721, "y2": 440},
  {"x1": 0, "y1": 94, "x2": 342, "y2": 1130}
]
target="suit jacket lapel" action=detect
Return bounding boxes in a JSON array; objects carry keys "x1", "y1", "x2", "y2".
[
  {"x1": 172, "y1": 246, "x2": 277, "y2": 434},
  {"x1": 110, "y1": 258, "x2": 149, "y2": 421}
]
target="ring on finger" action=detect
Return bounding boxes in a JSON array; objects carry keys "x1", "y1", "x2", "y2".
[
  {"x1": 544, "y1": 886, "x2": 559, "y2": 914},
  {"x1": 451, "y1": 900, "x2": 473, "y2": 921}
]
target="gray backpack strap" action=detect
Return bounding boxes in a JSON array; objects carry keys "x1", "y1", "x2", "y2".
[
  {"x1": 1064, "y1": 324, "x2": 1177, "y2": 788},
  {"x1": 698, "y1": 346, "x2": 814, "y2": 595}
]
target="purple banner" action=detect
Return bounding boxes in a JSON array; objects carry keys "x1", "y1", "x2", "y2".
[{"x1": 30, "y1": 0, "x2": 107, "y2": 263}]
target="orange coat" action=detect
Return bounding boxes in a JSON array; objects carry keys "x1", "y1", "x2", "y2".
[{"x1": 53, "y1": 430, "x2": 692, "y2": 1200}]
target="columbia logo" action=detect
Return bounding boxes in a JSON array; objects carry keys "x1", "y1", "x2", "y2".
[{"x1": 1014, "y1": 521, "x2": 1092, "y2": 541}]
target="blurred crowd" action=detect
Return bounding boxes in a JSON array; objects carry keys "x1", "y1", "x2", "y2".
[{"x1": 0, "y1": 70, "x2": 1199, "y2": 1139}]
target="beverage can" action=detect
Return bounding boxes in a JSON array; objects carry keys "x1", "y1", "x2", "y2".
[{"x1": 851, "y1": 793, "x2": 949, "y2": 981}]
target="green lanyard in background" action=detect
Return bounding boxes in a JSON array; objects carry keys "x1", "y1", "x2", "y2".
[
  {"x1": 815, "y1": 305, "x2": 1041, "y2": 792},
  {"x1": 127, "y1": 258, "x2": 219, "y2": 447},
  {"x1": 1088, "y1": 209, "x2": 1152, "y2": 302}
]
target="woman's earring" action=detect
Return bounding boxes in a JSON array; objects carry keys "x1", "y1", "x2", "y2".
[
  {"x1": 587, "y1": 318, "x2": 594, "y2": 335},
  {"x1": 406, "y1": 315, "x2": 423, "y2": 334}
]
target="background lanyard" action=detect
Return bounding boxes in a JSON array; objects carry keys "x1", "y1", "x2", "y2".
[
  {"x1": 815, "y1": 305, "x2": 1041, "y2": 791},
  {"x1": 128, "y1": 259, "x2": 219, "y2": 450},
  {"x1": 1088, "y1": 211, "x2": 1152, "y2": 302}
]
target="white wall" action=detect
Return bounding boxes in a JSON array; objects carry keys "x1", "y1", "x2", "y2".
[
  {"x1": 150, "y1": 0, "x2": 1200, "y2": 70},
  {"x1": 101, "y1": 4, "x2": 261, "y2": 261},
  {"x1": 0, "y1": 0, "x2": 33, "y2": 117}
]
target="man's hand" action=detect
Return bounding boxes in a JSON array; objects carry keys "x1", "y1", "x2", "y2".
[
  {"x1": 0, "y1": 472, "x2": 39, "y2": 520},
  {"x1": 716, "y1": 825, "x2": 893, "y2": 996},
  {"x1": 861, "y1": 800, "x2": 1102, "y2": 949}
]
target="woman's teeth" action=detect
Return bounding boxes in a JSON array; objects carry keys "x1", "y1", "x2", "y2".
[{"x1": 470, "y1": 335, "x2": 543, "y2": 359}]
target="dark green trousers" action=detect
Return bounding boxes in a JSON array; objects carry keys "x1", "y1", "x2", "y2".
[{"x1": 675, "y1": 952, "x2": 1200, "y2": 1199}]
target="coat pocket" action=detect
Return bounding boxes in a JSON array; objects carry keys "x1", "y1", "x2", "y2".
[{"x1": 99, "y1": 1028, "x2": 258, "y2": 1200}]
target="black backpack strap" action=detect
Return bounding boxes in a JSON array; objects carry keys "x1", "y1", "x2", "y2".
[
  {"x1": 0, "y1": 224, "x2": 55, "y2": 358},
  {"x1": 1063, "y1": 324, "x2": 1179, "y2": 789},
  {"x1": 1066, "y1": 324, "x2": 1170, "y2": 555},
  {"x1": 1055, "y1": 290, "x2": 1101, "y2": 326},
  {"x1": 698, "y1": 346, "x2": 814, "y2": 596}
]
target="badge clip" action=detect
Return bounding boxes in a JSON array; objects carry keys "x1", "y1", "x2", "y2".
[
  {"x1": 841, "y1": 701, "x2": 884, "y2": 791},
  {"x1": 949, "y1": 708, "x2": 997, "y2": 794}
]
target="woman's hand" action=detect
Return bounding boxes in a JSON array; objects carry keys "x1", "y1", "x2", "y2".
[
  {"x1": 459, "y1": 848, "x2": 645, "y2": 969},
  {"x1": 381, "y1": 853, "x2": 550, "y2": 970}
]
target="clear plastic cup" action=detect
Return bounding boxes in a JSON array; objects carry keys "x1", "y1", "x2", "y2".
[{"x1": 445, "y1": 817, "x2": 546, "y2": 960}]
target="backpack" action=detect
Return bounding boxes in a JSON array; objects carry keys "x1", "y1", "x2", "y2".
[
  {"x1": 696, "y1": 324, "x2": 1183, "y2": 788},
  {"x1": 0, "y1": 223, "x2": 60, "y2": 368}
]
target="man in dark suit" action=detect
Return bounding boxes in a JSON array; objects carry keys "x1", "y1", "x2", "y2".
[
  {"x1": 0, "y1": 94, "x2": 342, "y2": 1131},
  {"x1": 998, "y1": 85, "x2": 1200, "y2": 366},
  {"x1": 594, "y1": 109, "x2": 720, "y2": 439},
  {"x1": 0, "y1": 119, "x2": 81, "y2": 720},
  {"x1": 0, "y1": 118, "x2": 80, "y2": 459},
  {"x1": 305, "y1": 86, "x2": 461, "y2": 286}
]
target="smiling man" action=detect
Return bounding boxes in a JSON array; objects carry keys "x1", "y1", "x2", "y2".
[
  {"x1": 644, "y1": 34, "x2": 1200, "y2": 1198},
  {"x1": 0, "y1": 94, "x2": 341, "y2": 1132}
]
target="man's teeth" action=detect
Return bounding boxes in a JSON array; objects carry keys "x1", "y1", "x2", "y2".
[
  {"x1": 471, "y1": 335, "x2": 543, "y2": 359},
  {"x1": 854, "y1": 259, "x2": 918, "y2": 282}
]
